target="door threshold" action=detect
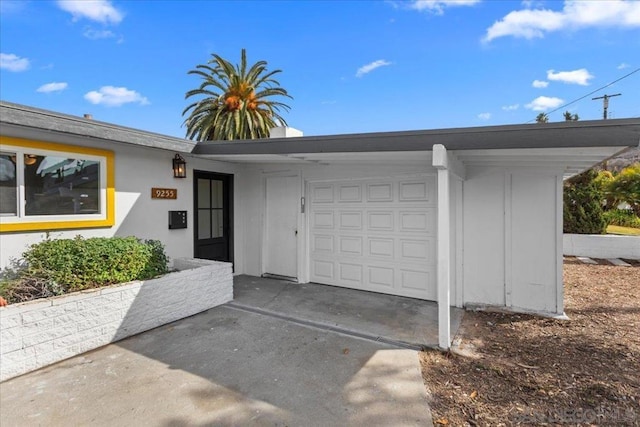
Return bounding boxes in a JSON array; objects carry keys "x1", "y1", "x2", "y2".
[{"x1": 262, "y1": 273, "x2": 298, "y2": 283}]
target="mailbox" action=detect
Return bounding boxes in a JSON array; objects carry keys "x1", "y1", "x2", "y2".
[{"x1": 168, "y1": 211, "x2": 187, "y2": 229}]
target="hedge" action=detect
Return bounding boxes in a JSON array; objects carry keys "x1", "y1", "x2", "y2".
[
  {"x1": 0, "y1": 236, "x2": 168, "y2": 303},
  {"x1": 563, "y1": 169, "x2": 607, "y2": 234}
]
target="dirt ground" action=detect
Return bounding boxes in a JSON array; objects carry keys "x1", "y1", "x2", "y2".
[{"x1": 420, "y1": 258, "x2": 640, "y2": 426}]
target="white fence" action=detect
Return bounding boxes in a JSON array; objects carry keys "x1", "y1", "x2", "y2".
[{"x1": 563, "y1": 234, "x2": 640, "y2": 259}]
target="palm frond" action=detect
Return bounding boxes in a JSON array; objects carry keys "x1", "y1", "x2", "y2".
[{"x1": 183, "y1": 48, "x2": 292, "y2": 141}]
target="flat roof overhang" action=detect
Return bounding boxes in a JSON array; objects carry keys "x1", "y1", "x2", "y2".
[
  {"x1": 193, "y1": 118, "x2": 640, "y2": 156},
  {"x1": 193, "y1": 119, "x2": 639, "y2": 175},
  {"x1": 2, "y1": 101, "x2": 638, "y2": 176}
]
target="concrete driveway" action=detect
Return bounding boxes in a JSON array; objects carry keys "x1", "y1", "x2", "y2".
[
  {"x1": 232, "y1": 275, "x2": 463, "y2": 349},
  {"x1": 1, "y1": 279, "x2": 436, "y2": 426}
]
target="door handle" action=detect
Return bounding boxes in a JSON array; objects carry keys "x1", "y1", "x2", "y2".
[{"x1": 295, "y1": 230, "x2": 298, "y2": 236}]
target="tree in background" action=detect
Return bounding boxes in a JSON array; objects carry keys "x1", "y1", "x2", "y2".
[
  {"x1": 595, "y1": 164, "x2": 640, "y2": 228},
  {"x1": 563, "y1": 169, "x2": 607, "y2": 234},
  {"x1": 563, "y1": 110, "x2": 579, "y2": 121},
  {"x1": 183, "y1": 49, "x2": 292, "y2": 141},
  {"x1": 594, "y1": 169, "x2": 615, "y2": 208},
  {"x1": 606, "y1": 163, "x2": 640, "y2": 215},
  {"x1": 535, "y1": 113, "x2": 549, "y2": 123}
]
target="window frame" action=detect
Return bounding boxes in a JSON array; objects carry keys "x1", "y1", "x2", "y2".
[{"x1": 0, "y1": 136, "x2": 115, "y2": 232}]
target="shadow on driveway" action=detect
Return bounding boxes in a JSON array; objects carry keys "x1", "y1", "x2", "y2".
[{"x1": 1, "y1": 304, "x2": 433, "y2": 426}]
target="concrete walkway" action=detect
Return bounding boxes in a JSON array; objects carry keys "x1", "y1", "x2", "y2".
[{"x1": 0, "y1": 277, "x2": 444, "y2": 426}]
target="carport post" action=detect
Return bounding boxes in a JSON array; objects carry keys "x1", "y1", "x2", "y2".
[{"x1": 432, "y1": 144, "x2": 451, "y2": 350}]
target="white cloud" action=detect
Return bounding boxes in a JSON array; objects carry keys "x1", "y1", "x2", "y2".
[
  {"x1": 484, "y1": 0, "x2": 640, "y2": 42},
  {"x1": 525, "y1": 96, "x2": 564, "y2": 111},
  {"x1": 502, "y1": 104, "x2": 519, "y2": 111},
  {"x1": 356, "y1": 60, "x2": 392, "y2": 77},
  {"x1": 37, "y1": 82, "x2": 68, "y2": 93},
  {"x1": 532, "y1": 79, "x2": 549, "y2": 88},
  {"x1": 0, "y1": 53, "x2": 30, "y2": 72},
  {"x1": 617, "y1": 62, "x2": 629, "y2": 70},
  {"x1": 57, "y1": 0, "x2": 123, "y2": 24},
  {"x1": 409, "y1": 0, "x2": 480, "y2": 15},
  {"x1": 477, "y1": 112, "x2": 491, "y2": 120},
  {"x1": 83, "y1": 27, "x2": 116, "y2": 39},
  {"x1": 84, "y1": 86, "x2": 149, "y2": 107},
  {"x1": 484, "y1": 9, "x2": 565, "y2": 41},
  {"x1": 547, "y1": 68, "x2": 593, "y2": 85}
]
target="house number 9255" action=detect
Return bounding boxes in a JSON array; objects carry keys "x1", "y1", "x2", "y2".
[{"x1": 151, "y1": 188, "x2": 177, "y2": 199}]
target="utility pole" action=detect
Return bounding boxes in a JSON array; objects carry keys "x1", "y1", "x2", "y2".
[{"x1": 592, "y1": 93, "x2": 621, "y2": 119}]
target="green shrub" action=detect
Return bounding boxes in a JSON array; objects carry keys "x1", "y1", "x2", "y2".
[
  {"x1": 1, "y1": 236, "x2": 169, "y2": 303},
  {"x1": 603, "y1": 209, "x2": 640, "y2": 228},
  {"x1": 139, "y1": 239, "x2": 170, "y2": 280},
  {"x1": 563, "y1": 169, "x2": 607, "y2": 234}
]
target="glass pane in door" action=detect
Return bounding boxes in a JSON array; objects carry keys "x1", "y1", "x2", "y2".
[
  {"x1": 198, "y1": 209, "x2": 211, "y2": 239},
  {"x1": 211, "y1": 180, "x2": 223, "y2": 209},
  {"x1": 197, "y1": 179, "x2": 210, "y2": 209},
  {"x1": 211, "y1": 209, "x2": 224, "y2": 238}
]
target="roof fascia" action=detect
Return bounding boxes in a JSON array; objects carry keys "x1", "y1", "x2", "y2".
[
  {"x1": 193, "y1": 119, "x2": 640, "y2": 156},
  {"x1": 1, "y1": 101, "x2": 196, "y2": 153}
]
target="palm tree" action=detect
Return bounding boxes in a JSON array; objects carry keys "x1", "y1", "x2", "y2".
[
  {"x1": 183, "y1": 49, "x2": 292, "y2": 141},
  {"x1": 563, "y1": 110, "x2": 579, "y2": 121},
  {"x1": 535, "y1": 112, "x2": 549, "y2": 123}
]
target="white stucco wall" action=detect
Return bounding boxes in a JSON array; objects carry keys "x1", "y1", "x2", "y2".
[
  {"x1": 0, "y1": 139, "x2": 242, "y2": 270},
  {"x1": 462, "y1": 167, "x2": 564, "y2": 315}
]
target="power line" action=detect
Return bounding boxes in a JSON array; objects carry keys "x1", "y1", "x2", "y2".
[{"x1": 526, "y1": 67, "x2": 640, "y2": 123}]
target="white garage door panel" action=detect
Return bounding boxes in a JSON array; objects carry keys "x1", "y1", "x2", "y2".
[
  {"x1": 310, "y1": 257, "x2": 436, "y2": 299},
  {"x1": 339, "y1": 211, "x2": 363, "y2": 230},
  {"x1": 309, "y1": 176, "x2": 437, "y2": 301}
]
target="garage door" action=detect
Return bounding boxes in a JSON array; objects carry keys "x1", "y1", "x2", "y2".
[{"x1": 309, "y1": 176, "x2": 437, "y2": 300}]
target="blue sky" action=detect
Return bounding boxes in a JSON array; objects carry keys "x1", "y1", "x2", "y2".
[{"x1": 1, "y1": 0, "x2": 639, "y2": 139}]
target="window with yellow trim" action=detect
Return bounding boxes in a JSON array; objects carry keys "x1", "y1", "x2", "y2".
[{"x1": 0, "y1": 137, "x2": 114, "y2": 232}]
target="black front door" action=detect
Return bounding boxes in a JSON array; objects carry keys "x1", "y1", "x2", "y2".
[{"x1": 194, "y1": 171, "x2": 233, "y2": 262}]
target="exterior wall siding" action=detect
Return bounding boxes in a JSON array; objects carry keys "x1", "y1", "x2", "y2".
[
  {"x1": 462, "y1": 168, "x2": 506, "y2": 306},
  {"x1": 462, "y1": 166, "x2": 565, "y2": 315}
]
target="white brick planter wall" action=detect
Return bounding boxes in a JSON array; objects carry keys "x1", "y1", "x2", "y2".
[
  {"x1": 0, "y1": 258, "x2": 232, "y2": 381},
  {"x1": 563, "y1": 234, "x2": 640, "y2": 259}
]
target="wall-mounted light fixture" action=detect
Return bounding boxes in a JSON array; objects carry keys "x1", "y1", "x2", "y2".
[{"x1": 172, "y1": 154, "x2": 186, "y2": 178}]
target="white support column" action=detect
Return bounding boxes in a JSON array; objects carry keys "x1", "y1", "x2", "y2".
[{"x1": 432, "y1": 144, "x2": 451, "y2": 350}]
